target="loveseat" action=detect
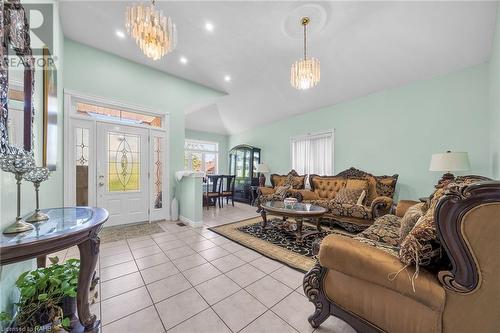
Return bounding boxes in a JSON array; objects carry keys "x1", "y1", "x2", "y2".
[
  {"x1": 303, "y1": 177, "x2": 499, "y2": 333},
  {"x1": 297, "y1": 168, "x2": 398, "y2": 232},
  {"x1": 255, "y1": 170, "x2": 306, "y2": 208}
]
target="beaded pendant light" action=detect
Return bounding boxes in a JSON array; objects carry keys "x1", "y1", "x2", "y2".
[{"x1": 290, "y1": 17, "x2": 320, "y2": 90}]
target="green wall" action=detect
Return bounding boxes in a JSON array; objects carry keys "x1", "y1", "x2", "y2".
[
  {"x1": 490, "y1": 4, "x2": 500, "y2": 179},
  {"x1": 63, "y1": 39, "x2": 224, "y2": 206},
  {"x1": 229, "y1": 64, "x2": 491, "y2": 200},
  {"x1": 185, "y1": 129, "x2": 229, "y2": 174},
  {"x1": 0, "y1": 0, "x2": 65, "y2": 317}
]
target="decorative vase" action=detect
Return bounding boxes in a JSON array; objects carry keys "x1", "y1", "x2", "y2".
[
  {"x1": 171, "y1": 196, "x2": 179, "y2": 221},
  {"x1": 23, "y1": 167, "x2": 50, "y2": 223}
]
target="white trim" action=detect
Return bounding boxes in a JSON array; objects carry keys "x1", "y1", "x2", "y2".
[
  {"x1": 180, "y1": 215, "x2": 203, "y2": 228},
  {"x1": 289, "y1": 129, "x2": 335, "y2": 175}
]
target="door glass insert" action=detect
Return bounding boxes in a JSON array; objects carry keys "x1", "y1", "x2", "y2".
[
  {"x1": 108, "y1": 132, "x2": 140, "y2": 192},
  {"x1": 153, "y1": 136, "x2": 163, "y2": 209},
  {"x1": 75, "y1": 128, "x2": 89, "y2": 205}
]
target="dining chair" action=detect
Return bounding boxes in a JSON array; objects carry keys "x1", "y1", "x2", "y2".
[
  {"x1": 220, "y1": 175, "x2": 236, "y2": 207},
  {"x1": 203, "y1": 175, "x2": 222, "y2": 209}
]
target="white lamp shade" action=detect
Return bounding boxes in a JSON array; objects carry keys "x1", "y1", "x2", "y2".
[
  {"x1": 429, "y1": 152, "x2": 470, "y2": 172},
  {"x1": 255, "y1": 163, "x2": 270, "y2": 173}
]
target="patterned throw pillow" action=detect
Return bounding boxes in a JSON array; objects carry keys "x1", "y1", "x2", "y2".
[
  {"x1": 275, "y1": 185, "x2": 291, "y2": 199},
  {"x1": 333, "y1": 188, "x2": 363, "y2": 205},
  {"x1": 399, "y1": 203, "x2": 425, "y2": 244},
  {"x1": 345, "y1": 179, "x2": 369, "y2": 192}
]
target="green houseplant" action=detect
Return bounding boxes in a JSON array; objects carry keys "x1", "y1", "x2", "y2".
[{"x1": 14, "y1": 257, "x2": 80, "y2": 331}]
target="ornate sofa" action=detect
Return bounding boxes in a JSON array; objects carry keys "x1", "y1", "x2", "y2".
[
  {"x1": 303, "y1": 178, "x2": 500, "y2": 333},
  {"x1": 297, "y1": 168, "x2": 398, "y2": 232},
  {"x1": 255, "y1": 170, "x2": 306, "y2": 208}
]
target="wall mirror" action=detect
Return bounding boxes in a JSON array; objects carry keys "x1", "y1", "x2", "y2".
[{"x1": 1, "y1": 0, "x2": 35, "y2": 156}]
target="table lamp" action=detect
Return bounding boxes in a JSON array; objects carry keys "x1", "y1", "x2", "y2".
[
  {"x1": 429, "y1": 151, "x2": 470, "y2": 187},
  {"x1": 255, "y1": 163, "x2": 270, "y2": 187}
]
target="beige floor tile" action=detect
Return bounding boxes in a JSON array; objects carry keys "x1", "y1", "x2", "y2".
[
  {"x1": 312, "y1": 315, "x2": 356, "y2": 333},
  {"x1": 155, "y1": 288, "x2": 209, "y2": 330},
  {"x1": 194, "y1": 274, "x2": 241, "y2": 305},
  {"x1": 180, "y1": 234, "x2": 209, "y2": 245},
  {"x1": 131, "y1": 245, "x2": 163, "y2": 259},
  {"x1": 209, "y1": 236, "x2": 232, "y2": 246},
  {"x1": 183, "y1": 262, "x2": 221, "y2": 285},
  {"x1": 212, "y1": 290, "x2": 267, "y2": 332},
  {"x1": 220, "y1": 241, "x2": 246, "y2": 253},
  {"x1": 136, "y1": 252, "x2": 170, "y2": 270},
  {"x1": 270, "y1": 266, "x2": 305, "y2": 289},
  {"x1": 100, "y1": 261, "x2": 138, "y2": 282},
  {"x1": 250, "y1": 257, "x2": 283, "y2": 274},
  {"x1": 210, "y1": 254, "x2": 245, "y2": 273},
  {"x1": 225, "y1": 263, "x2": 266, "y2": 287},
  {"x1": 175, "y1": 230, "x2": 201, "y2": 239},
  {"x1": 100, "y1": 240, "x2": 127, "y2": 250},
  {"x1": 140, "y1": 262, "x2": 180, "y2": 284},
  {"x1": 102, "y1": 306, "x2": 164, "y2": 333},
  {"x1": 198, "y1": 229, "x2": 220, "y2": 239},
  {"x1": 172, "y1": 253, "x2": 208, "y2": 271},
  {"x1": 245, "y1": 275, "x2": 293, "y2": 307},
  {"x1": 158, "y1": 239, "x2": 186, "y2": 251},
  {"x1": 272, "y1": 292, "x2": 316, "y2": 333},
  {"x1": 101, "y1": 286, "x2": 152, "y2": 325},
  {"x1": 100, "y1": 245, "x2": 131, "y2": 258},
  {"x1": 152, "y1": 233, "x2": 179, "y2": 244},
  {"x1": 163, "y1": 245, "x2": 196, "y2": 260},
  {"x1": 188, "y1": 239, "x2": 218, "y2": 252},
  {"x1": 100, "y1": 252, "x2": 134, "y2": 269},
  {"x1": 147, "y1": 273, "x2": 192, "y2": 303},
  {"x1": 128, "y1": 238, "x2": 157, "y2": 250},
  {"x1": 233, "y1": 248, "x2": 262, "y2": 262},
  {"x1": 296, "y1": 286, "x2": 306, "y2": 297},
  {"x1": 101, "y1": 272, "x2": 144, "y2": 300},
  {"x1": 126, "y1": 235, "x2": 152, "y2": 243},
  {"x1": 240, "y1": 310, "x2": 297, "y2": 333},
  {"x1": 167, "y1": 308, "x2": 231, "y2": 333},
  {"x1": 198, "y1": 246, "x2": 230, "y2": 261}
]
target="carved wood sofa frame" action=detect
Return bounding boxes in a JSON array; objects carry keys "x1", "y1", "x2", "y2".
[{"x1": 303, "y1": 180, "x2": 500, "y2": 332}]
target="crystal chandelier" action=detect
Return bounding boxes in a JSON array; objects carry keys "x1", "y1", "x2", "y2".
[
  {"x1": 125, "y1": 0, "x2": 177, "y2": 61},
  {"x1": 290, "y1": 17, "x2": 320, "y2": 90}
]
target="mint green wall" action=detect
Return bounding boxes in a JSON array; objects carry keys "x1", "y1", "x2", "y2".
[
  {"x1": 0, "y1": 0, "x2": 65, "y2": 317},
  {"x1": 185, "y1": 129, "x2": 229, "y2": 174},
  {"x1": 63, "y1": 39, "x2": 224, "y2": 206},
  {"x1": 230, "y1": 65, "x2": 491, "y2": 200},
  {"x1": 178, "y1": 175, "x2": 203, "y2": 224},
  {"x1": 490, "y1": 4, "x2": 500, "y2": 179}
]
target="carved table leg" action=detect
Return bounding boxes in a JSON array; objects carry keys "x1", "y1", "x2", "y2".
[
  {"x1": 296, "y1": 218, "x2": 303, "y2": 242},
  {"x1": 303, "y1": 261, "x2": 330, "y2": 328},
  {"x1": 261, "y1": 210, "x2": 268, "y2": 230},
  {"x1": 315, "y1": 218, "x2": 322, "y2": 232},
  {"x1": 77, "y1": 229, "x2": 101, "y2": 331}
]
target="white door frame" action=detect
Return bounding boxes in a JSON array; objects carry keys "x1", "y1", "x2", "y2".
[{"x1": 63, "y1": 90, "x2": 171, "y2": 222}]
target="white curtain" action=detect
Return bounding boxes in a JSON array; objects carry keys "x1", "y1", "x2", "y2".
[{"x1": 291, "y1": 132, "x2": 333, "y2": 176}]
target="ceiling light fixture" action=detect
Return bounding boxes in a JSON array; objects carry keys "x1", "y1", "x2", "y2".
[
  {"x1": 115, "y1": 30, "x2": 126, "y2": 39},
  {"x1": 224, "y1": 75, "x2": 231, "y2": 82},
  {"x1": 205, "y1": 22, "x2": 214, "y2": 32},
  {"x1": 180, "y1": 56, "x2": 188, "y2": 64},
  {"x1": 125, "y1": 0, "x2": 177, "y2": 61},
  {"x1": 290, "y1": 17, "x2": 320, "y2": 90}
]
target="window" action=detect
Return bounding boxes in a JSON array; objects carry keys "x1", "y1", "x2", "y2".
[
  {"x1": 291, "y1": 131, "x2": 333, "y2": 175},
  {"x1": 75, "y1": 102, "x2": 162, "y2": 128},
  {"x1": 184, "y1": 139, "x2": 219, "y2": 175}
]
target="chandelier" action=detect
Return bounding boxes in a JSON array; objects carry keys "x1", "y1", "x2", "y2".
[
  {"x1": 125, "y1": 0, "x2": 177, "y2": 61},
  {"x1": 290, "y1": 17, "x2": 320, "y2": 90}
]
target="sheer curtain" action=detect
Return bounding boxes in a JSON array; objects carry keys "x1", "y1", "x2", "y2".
[{"x1": 291, "y1": 132, "x2": 333, "y2": 176}]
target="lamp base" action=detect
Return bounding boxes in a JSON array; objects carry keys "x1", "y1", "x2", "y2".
[
  {"x1": 3, "y1": 218, "x2": 34, "y2": 234},
  {"x1": 26, "y1": 210, "x2": 50, "y2": 223},
  {"x1": 259, "y1": 174, "x2": 266, "y2": 187}
]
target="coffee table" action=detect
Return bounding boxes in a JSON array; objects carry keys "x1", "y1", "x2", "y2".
[{"x1": 261, "y1": 201, "x2": 327, "y2": 243}]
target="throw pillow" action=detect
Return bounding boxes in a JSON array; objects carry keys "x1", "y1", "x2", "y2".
[
  {"x1": 345, "y1": 179, "x2": 369, "y2": 192},
  {"x1": 333, "y1": 188, "x2": 363, "y2": 205},
  {"x1": 399, "y1": 203, "x2": 425, "y2": 244},
  {"x1": 275, "y1": 185, "x2": 291, "y2": 199},
  {"x1": 356, "y1": 190, "x2": 367, "y2": 206}
]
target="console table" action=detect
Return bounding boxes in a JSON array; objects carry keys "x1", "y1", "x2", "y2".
[{"x1": 0, "y1": 207, "x2": 109, "y2": 332}]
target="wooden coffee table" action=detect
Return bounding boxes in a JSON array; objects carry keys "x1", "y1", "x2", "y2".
[{"x1": 261, "y1": 201, "x2": 327, "y2": 243}]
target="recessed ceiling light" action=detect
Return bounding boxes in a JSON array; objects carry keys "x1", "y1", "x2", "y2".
[
  {"x1": 205, "y1": 22, "x2": 214, "y2": 32},
  {"x1": 224, "y1": 75, "x2": 231, "y2": 82},
  {"x1": 115, "y1": 30, "x2": 125, "y2": 39},
  {"x1": 180, "y1": 56, "x2": 188, "y2": 64}
]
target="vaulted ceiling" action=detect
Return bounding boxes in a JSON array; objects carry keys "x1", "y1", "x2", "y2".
[{"x1": 60, "y1": 1, "x2": 498, "y2": 135}]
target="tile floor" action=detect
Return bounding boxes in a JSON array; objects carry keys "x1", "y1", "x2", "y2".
[{"x1": 51, "y1": 203, "x2": 355, "y2": 333}]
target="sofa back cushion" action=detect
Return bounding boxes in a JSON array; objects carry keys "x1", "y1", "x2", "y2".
[
  {"x1": 271, "y1": 170, "x2": 306, "y2": 189},
  {"x1": 399, "y1": 203, "x2": 425, "y2": 243},
  {"x1": 310, "y1": 176, "x2": 347, "y2": 199}
]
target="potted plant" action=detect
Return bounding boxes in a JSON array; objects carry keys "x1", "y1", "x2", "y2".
[{"x1": 13, "y1": 257, "x2": 80, "y2": 331}]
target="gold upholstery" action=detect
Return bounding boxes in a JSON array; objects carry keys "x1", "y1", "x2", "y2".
[
  {"x1": 258, "y1": 187, "x2": 275, "y2": 195},
  {"x1": 311, "y1": 176, "x2": 347, "y2": 199},
  {"x1": 345, "y1": 179, "x2": 369, "y2": 192},
  {"x1": 395, "y1": 200, "x2": 421, "y2": 218},
  {"x1": 271, "y1": 174, "x2": 306, "y2": 189},
  {"x1": 291, "y1": 189, "x2": 320, "y2": 200}
]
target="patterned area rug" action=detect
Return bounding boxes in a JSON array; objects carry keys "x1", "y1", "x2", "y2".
[
  {"x1": 209, "y1": 217, "x2": 356, "y2": 272},
  {"x1": 100, "y1": 221, "x2": 165, "y2": 242}
]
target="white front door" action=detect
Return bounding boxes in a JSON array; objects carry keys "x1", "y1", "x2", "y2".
[{"x1": 96, "y1": 123, "x2": 149, "y2": 226}]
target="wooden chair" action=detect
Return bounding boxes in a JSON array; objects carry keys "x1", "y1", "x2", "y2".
[
  {"x1": 220, "y1": 175, "x2": 236, "y2": 207},
  {"x1": 203, "y1": 175, "x2": 222, "y2": 209}
]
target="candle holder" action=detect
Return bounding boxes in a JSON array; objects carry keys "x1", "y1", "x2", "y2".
[
  {"x1": 1, "y1": 152, "x2": 36, "y2": 234},
  {"x1": 24, "y1": 167, "x2": 50, "y2": 223}
]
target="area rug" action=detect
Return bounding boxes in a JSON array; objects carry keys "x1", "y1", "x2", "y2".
[
  {"x1": 209, "y1": 217, "x2": 357, "y2": 272},
  {"x1": 100, "y1": 221, "x2": 165, "y2": 243}
]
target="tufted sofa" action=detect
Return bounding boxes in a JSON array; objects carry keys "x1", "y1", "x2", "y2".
[
  {"x1": 255, "y1": 170, "x2": 306, "y2": 209},
  {"x1": 296, "y1": 168, "x2": 398, "y2": 231},
  {"x1": 303, "y1": 178, "x2": 500, "y2": 333}
]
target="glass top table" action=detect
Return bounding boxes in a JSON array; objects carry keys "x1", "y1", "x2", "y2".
[{"x1": 263, "y1": 201, "x2": 327, "y2": 215}]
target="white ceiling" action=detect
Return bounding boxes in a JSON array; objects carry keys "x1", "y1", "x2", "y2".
[{"x1": 60, "y1": 1, "x2": 498, "y2": 135}]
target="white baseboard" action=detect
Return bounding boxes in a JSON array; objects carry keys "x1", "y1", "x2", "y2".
[{"x1": 180, "y1": 215, "x2": 203, "y2": 228}]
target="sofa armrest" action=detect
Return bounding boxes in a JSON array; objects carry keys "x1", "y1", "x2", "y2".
[
  {"x1": 370, "y1": 196, "x2": 393, "y2": 218},
  {"x1": 258, "y1": 187, "x2": 275, "y2": 196},
  {"x1": 288, "y1": 189, "x2": 319, "y2": 202},
  {"x1": 394, "y1": 200, "x2": 420, "y2": 218}
]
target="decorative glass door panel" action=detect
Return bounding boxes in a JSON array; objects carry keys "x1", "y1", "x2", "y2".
[{"x1": 107, "y1": 132, "x2": 141, "y2": 192}]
